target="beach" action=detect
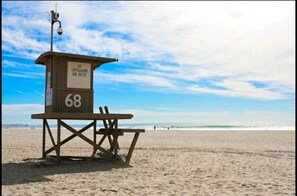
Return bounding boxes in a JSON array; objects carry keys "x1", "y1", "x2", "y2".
[{"x1": 2, "y1": 129, "x2": 295, "y2": 195}]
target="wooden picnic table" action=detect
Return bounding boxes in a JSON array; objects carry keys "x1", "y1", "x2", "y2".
[{"x1": 31, "y1": 112, "x2": 144, "y2": 164}]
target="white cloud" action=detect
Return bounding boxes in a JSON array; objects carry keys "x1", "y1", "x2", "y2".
[
  {"x1": 2, "y1": 59, "x2": 40, "y2": 68},
  {"x1": 2, "y1": 104, "x2": 44, "y2": 116},
  {"x1": 187, "y1": 83, "x2": 286, "y2": 100},
  {"x1": 2, "y1": 1, "x2": 295, "y2": 100},
  {"x1": 115, "y1": 108, "x2": 295, "y2": 126},
  {"x1": 2, "y1": 71, "x2": 44, "y2": 79},
  {"x1": 94, "y1": 71, "x2": 175, "y2": 88},
  {"x1": 34, "y1": 90, "x2": 45, "y2": 97},
  {"x1": 14, "y1": 89, "x2": 24, "y2": 94}
]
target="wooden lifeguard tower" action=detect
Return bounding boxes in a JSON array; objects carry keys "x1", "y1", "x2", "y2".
[
  {"x1": 32, "y1": 51, "x2": 145, "y2": 164},
  {"x1": 31, "y1": 10, "x2": 144, "y2": 165},
  {"x1": 35, "y1": 51, "x2": 117, "y2": 113}
]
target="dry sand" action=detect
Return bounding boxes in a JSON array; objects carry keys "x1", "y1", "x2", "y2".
[{"x1": 2, "y1": 129, "x2": 295, "y2": 195}]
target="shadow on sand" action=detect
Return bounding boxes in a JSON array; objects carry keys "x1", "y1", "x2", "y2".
[{"x1": 2, "y1": 157, "x2": 130, "y2": 186}]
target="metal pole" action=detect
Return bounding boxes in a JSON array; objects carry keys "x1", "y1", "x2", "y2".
[
  {"x1": 50, "y1": 10, "x2": 54, "y2": 89},
  {"x1": 50, "y1": 10, "x2": 54, "y2": 52}
]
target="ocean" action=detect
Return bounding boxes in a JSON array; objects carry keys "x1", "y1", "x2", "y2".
[{"x1": 2, "y1": 123, "x2": 295, "y2": 131}]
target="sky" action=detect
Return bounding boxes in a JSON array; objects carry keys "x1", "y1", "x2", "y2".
[{"x1": 1, "y1": 1, "x2": 295, "y2": 126}]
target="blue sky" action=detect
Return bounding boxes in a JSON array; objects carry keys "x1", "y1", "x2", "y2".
[{"x1": 2, "y1": 1, "x2": 295, "y2": 126}]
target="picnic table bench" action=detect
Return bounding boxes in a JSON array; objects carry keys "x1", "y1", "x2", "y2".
[{"x1": 31, "y1": 106, "x2": 145, "y2": 164}]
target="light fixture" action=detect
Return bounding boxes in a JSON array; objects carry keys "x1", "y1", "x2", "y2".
[{"x1": 50, "y1": 10, "x2": 63, "y2": 51}]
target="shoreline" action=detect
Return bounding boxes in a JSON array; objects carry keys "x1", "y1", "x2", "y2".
[{"x1": 2, "y1": 128, "x2": 295, "y2": 132}]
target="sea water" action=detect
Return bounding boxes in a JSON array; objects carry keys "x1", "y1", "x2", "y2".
[{"x1": 2, "y1": 123, "x2": 295, "y2": 131}]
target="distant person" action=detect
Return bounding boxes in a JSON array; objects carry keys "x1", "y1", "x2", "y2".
[{"x1": 154, "y1": 125, "x2": 156, "y2": 130}]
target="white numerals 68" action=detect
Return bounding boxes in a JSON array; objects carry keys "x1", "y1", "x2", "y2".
[{"x1": 65, "y1": 94, "x2": 82, "y2": 108}]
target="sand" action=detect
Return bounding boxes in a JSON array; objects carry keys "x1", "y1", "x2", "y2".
[{"x1": 2, "y1": 129, "x2": 295, "y2": 195}]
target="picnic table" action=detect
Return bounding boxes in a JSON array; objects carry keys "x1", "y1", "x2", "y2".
[{"x1": 31, "y1": 111, "x2": 144, "y2": 164}]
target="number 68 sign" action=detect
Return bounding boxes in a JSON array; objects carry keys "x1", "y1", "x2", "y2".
[{"x1": 65, "y1": 94, "x2": 82, "y2": 108}]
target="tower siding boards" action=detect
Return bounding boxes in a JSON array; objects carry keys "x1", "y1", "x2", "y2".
[
  {"x1": 55, "y1": 56, "x2": 67, "y2": 88},
  {"x1": 36, "y1": 51, "x2": 117, "y2": 114}
]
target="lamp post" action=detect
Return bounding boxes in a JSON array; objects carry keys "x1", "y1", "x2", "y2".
[
  {"x1": 49, "y1": 10, "x2": 63, "y2": 88},
  {"x1": 50, "y1": 10, "x2": 63, "y2": 52}
]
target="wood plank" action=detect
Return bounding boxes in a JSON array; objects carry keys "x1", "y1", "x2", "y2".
[
  {"x1": 104, "y1": 106, "x2": 113, "y2": 129},
  {"x1": 57, "y1": 119, "x2": 61, "y2": 161},
  {"x1": 44, "y1": 121, "x2": 93, "y2": 155},
  {"x1": 113, "y1": 119, "x2": 119, "y2": 156},
  {"x1": 97, "y1": 128, "x2": 145, "y2": 133},
  {"x1": 93, "y1": 120, "x2": 97, "y2": 156},
  {"x1": 34, "y1": 106, "x2": 145, "y2": 164},
  {"x1": 121, "y1": 129, "x2": 145, "y2": 133},
  {"x1": 32, "y1": 113, "x2": 133, "y2": 120},
  {"x1": 99, "y1": 107, "x2": 108, "y2": 129},
  {"x1": 42, "y1": 119, "x2": 46, "y2": 158},
  {"x1": 126, "y1": 132, "x2": 140, "y2": 164},
  {"x1": 60, "y1": 120, "x2": 113, "y2": 157},
  {"x1": 92, "y1": 134, "x2": 106, "y2": 156},
  {"x1": 35, "y1": 51, "x2": 118, "y2": 69},
  {"x1": 45, "y1": 120, "x2": 58, "y2": 155},
  {"x1": 107, "y1": 135, "x2": 113, "y2": 149}
]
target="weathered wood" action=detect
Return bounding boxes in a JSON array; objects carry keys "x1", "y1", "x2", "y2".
[
  {"x1": 104, "y1": 106, "x2": 113, "y2": 129},
  {"x1": 42, "y1": 119, "x2": 46, "y2": 158},
  {"x1": 57, "y1": 119, "x2": 61, "y2": 161},
  {"x1": 96, "y1": 129, "x2": 123, "y2": 135},
  {"x1": 44, "y1": 121, "x2": 93, "y2": 155},
  {"x1": 107, "y1": 135, "x2": 113, "y2": 147},
  {"x1": 93, "y1": 120, "x2": 97, "y2": 156},
  {"x1": 100, "y1": 135, "x2": 108, "y2": 147},
  {"x1": 121, "y1": 129, "x2": 145, "y2": 133},
  {"x1": 97, "y1": 128, "x2": 145, "y2": 134},
  {"x1": 98, "y1": 106, "x2": 120, "y2": 151},
  {"x1": 99, "y1": 107, "x2": 108, "y2": 129},
  {"x1": 126, "y1": 132, "x2": 140, "y2": 164},
  {"x1": 45, "y1": 120, "x2": 58, "y2": 155},
  {"x1": 32, "y1": 113, "x2": 133, "y2": 120},
  {"x1": 94, "y1": 106, "x2": 145, "y2": 163},
  {"x1": 36, "y1": 106, "x2": 144, "y2": 164},
  {"x1": 113, "y1": 119, "x2": 118, "y2": 157},
  {"x1": 35, "y1": 51, "x2": 118, "y2": 69},
  {"x1": 60, "y1": 120, "x2": 113, "y2": 157}
]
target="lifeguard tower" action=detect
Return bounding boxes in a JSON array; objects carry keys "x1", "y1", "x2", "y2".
[
  {"x1": 35, "y1": 51, "x2": 117, "y2": 113},
  {"x1": 31, "y1": 10, "x2": 144, "y2": 165}
]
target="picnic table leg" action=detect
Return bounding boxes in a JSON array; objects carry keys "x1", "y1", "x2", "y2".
[
  {"x1": 42, "y1": 119, "x2": 46, "y2": 158},
  {"x1": 126, "y1": 132, "x2": 140, "y2": 164},
  {"x1": 114, "y1": 119, "x2": 119, "y2": 158},
  {"x1": 108, "y1": 135, "x2": 113, "y2": 151},
  {"x1": 57, "y1": 119, "x2": 61, "y2": 162}
]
